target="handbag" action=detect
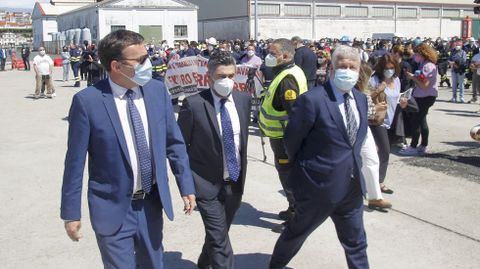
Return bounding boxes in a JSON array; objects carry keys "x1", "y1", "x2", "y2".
[
  {"x1": 400, "y1": 88, "x2": 419, "y2": 113},
  {"x1": 368, "y1": 86, "x2": 388, "y2": 126}
]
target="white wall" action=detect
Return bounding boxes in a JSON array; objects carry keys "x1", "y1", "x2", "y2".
[
  {"x1": 250, "y1": 17, "x2": 463, "y2": 41},
  {"x1": 98, "y1": 8, "x2": 197, "y2": 45},
  {"x1": 32, "y1": 18, "x2": 57, "y2": 49}
]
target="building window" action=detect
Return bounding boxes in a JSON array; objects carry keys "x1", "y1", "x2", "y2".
[
  {"x1": 397, "y1": 8, "x2": 417, "y2": 18},
  {"x1": 372, "y1": 7, "x2": 393, "y2": 18},
  {"x1": 421, "y1": 8, "x2": 439, "y2": 18},
  {"x1": 110, "y1": 25, "x2": 125, "y2": 32},
  {"x1": 251, "y1": 4, "x2": 280, "y2": 16},
  {"x1": 284, "y1": 5, "x2": 311, "y2": 17},
  {"x1": 174, "y1": 25, "x2": 188, "y2": 38},
  {"x1": 442, "y1": 9, "x2": 460, "y2": 18},
  {"x1": 345, "y1": 6, "x2": 368, "y2": 17},
  {"x1": 463, "y1": 9, "x2": 475, "y2": 17},
  {"x1": 316, "y1": 5, "x2": 341, "y2": 17}
]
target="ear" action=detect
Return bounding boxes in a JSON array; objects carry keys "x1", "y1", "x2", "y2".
[{"x1": 110, "y1": 60, "x2": 120, "y2": 72}]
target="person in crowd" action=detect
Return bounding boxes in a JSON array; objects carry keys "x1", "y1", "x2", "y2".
[
  {"x1": 436, "y1": 40, "x2": 451, "y2": 88},
  {"x1": 10, "y1": 47, "x2": 17, "y2": 70},
  {"x1": 258, "y1": 38, "x2": 308, "y2": 233},
  {"x1": 151, "y1": 51, "x2": 167, "y2": 81},
  {"x1": 392, "y1": 45, "x2": 414, "y2": 93},
  {"x1": 241, "y1": 44, "x2": 263, "y2": 69},
  {"x1": 32, "y1": 47, "x2": 54, "y2": 99},
  {"x1": 0, "y1": 45, "x2": 6, "y2": 71},
  {"x1": 356, "y1": 61, "x2": 392, "y2": 210},
  {"x1": 315, "y1": 49, "x2": 331, "y2": 85},
  {"x1": 270, "y1": 45, "x2": 376, "y2": 269},
  {"x1": 448, "y1": 41, "x2": 467, "y2": 103},
  {"x1": 21, "y1": 44, "x2": 31, "y2": 71},
  {"x1": 70, "y1": 44, "x2": 82, "y2": 87},
  {"x1": 469, "y1": 47, "x2": 480, "y2": 104},
  {"x1": 178, "y1": 51, "x2": 251, "y2": 269},
  {"x1": 401, "y1": 43, "x2": 438, "y2": 156},
  {"x1": 231, "y1": 42, "x2": 244, "y2": 62},
  {"x1": 85, "y1": 43, "x2": 102, "y2": 86},
  {"x1": 61, "y1": 45, "x2": 70, "y2": 82},
  {"x1": 60, "y1": 29, "x2": 196, "y2": 269},
  {"x1": 463, "y1": 37, "x2": 477, "y2": 90},
  {"x1": 369, "y1": 54, "x2": 408, "y2": 194},
  {"x1": 292, "y1": 36, "x2": 317, "y2": 89},
  {"x1": 201, "y1": 37, "x2": 218, "y2": 58}
]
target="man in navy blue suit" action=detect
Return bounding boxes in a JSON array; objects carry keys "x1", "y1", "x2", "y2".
[
  {"x1": 60, "y1": 30, "x2": 196, "y2": 269},
  {"x1": 270, "y1": 45, "x2": 378, "y2": 269}
]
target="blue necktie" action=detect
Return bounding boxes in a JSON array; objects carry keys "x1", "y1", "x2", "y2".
[
  {"x1": 125, "y1": 90, "x2": 153, "y2": 193},
  {"x1": 344, "y1": 93, "x2": 358, "y2": 146},
  {"x1": 220, "y1": 99, "x2": 240, "y2": 181}
]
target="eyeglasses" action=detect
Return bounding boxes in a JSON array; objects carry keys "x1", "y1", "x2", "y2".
[{"x1": 118, "y1": 54, "x2": 149, "y2": 65}]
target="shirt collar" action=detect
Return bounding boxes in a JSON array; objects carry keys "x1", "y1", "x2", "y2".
[
  {"x1": 329, "y1": 80, "x2": 355, "y2": 101},
  {"x1": 211, "y1": 89, "x2": 234, "y2": 105},
  {"x1": 109, "y1": 78, "x2": 140, "y2": 99}
]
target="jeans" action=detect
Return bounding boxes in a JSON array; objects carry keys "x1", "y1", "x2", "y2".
[
  {"x1": 451, "y1": 71, "x2": 465, "y2": 101},
  {"x1": 62, "y1": 63, "x2": 70, "y2": 81}
]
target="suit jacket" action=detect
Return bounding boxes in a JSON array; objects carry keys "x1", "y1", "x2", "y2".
[
  {"x1": 61, "y1": 79, "x2": 195, "y2": 236},
  {"x1": 177, "y1": 89, "x2": 251, "y2": 199},
  {"x1": 284, "y1": 82, "x2": 368, "y2": 204}
]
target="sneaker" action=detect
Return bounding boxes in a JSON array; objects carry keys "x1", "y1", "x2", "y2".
[
  {"x1": 394, "y1": 142, "x2": 407, "y2": 150},
  {"x1": 459, "y1": 98, "x2": 465, "y2": 103},
  {"x1": 33, "y1": 94, "x2": 40, "y2": 99},
  {"x1": 40, "y1": 93, "x2": 46, "y2": 98},
  {"x1": 417, "y1": 146, "x2": 428, "y2": 155},
  {"x1": 52, "y1": 93, "x2": 56, "y2": 97},
  {"x1": 449, "y1": 98, "x2": 456, "y2": 103},
  {"x1": 46, "y1": 94, "x2": 52, "y2": 99},
  {"x1": 399, "y1": 146, "x2": 419, "y2": 156}
]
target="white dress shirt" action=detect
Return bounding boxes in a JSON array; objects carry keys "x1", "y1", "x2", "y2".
[
  {"x1": 110, "y1": 78, "x2": 152, "y2": 193},
  {"x1": 212, "y1": 90, "x2": 241, "y2": 180},
  {"x1": 330, "y1": 81, "x2": 381, "y2": 199}
]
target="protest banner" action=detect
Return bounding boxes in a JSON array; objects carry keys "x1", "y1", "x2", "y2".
[{"x1": 165, "y1": 55, "x2": 263, "y2": 99}]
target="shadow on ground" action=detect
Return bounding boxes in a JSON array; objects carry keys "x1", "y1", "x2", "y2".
[
  {"x1": 164, "y1": 251, "x2": 196, "y2": 269},
  {"x1": 233, "y1": 202, "x2": 281, "y2": 230},
  {"x1": 401, "y1": 143, "x2": 480, "y2": 182},
  {"x1": 434, "y1": 108, "x2": 480, "y2": 118}
]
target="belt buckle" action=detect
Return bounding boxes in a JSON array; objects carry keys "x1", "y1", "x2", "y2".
[{"x1": 132, "y1": 191, "x2": 146, "y2": 200}]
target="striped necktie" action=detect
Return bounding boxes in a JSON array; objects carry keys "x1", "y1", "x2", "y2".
[{"x1": 344, "y1": 93, "x2": 358, "y2": 146}]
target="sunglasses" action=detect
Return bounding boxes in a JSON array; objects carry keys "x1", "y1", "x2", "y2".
[{"x1": 119, "y1": 54, "x2": 149, "y2": 65}]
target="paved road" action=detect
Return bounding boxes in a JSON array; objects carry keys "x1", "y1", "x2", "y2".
[{"x1": 0, "y1": 67, "x2": 479, "y2": 269}]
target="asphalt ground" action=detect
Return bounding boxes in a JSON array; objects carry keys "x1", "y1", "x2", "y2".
[{"x1": 0, "y1": 66, "x2": 479, "y2": 269}]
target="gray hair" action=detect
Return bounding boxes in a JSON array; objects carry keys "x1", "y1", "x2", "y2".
[
  {"x1": 331, "y1": 45, "x2": 361, "y2": 69},
  {"x1": 272, "y1": 38, "x2": 295, "y2": 60},
  {"x1": 207, "y1": 50, "x2": 236, "y2": 76}
]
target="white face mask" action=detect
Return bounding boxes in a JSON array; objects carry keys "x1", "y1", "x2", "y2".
[
  {"x1": 265, "y1": 54, "x2": 278, "y2": 67},
  {"x1": 455, "y1": 45, "x2": 462, "y2": 50},
  {"x1": 213, "y1": 77, "x2": 234, "y2": 97},
  {"x1": 247, "y1": 50, "x2": 255, "y2": 57},
  {"x1": 120, "y1": 59, "x2": 152, "y2": 86},
  {"x1": 333, "y1": 68, "x2": 359, "y2": 93},
  {"x1": 383, "y1": 69, "x2": 395, "y2": 79}
]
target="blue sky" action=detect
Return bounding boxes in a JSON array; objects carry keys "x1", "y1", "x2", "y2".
[{"x1": 1, "y1": 0, "x2": 50, "y2": 10}]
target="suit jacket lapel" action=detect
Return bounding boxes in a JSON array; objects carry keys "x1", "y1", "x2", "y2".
[
  {"x1": 353, "y1": 89, "x2": 366, "y2": 142},
  {"x1": 324, "y1": 82, "x2": 351, "y2": 145},
  {"x1": 141, "y1": 85, "x2": 160, "y2": 164},
  {"x1": 101, "y1": 80, "x2": 132, "y2": 168},
  {"x1": 203, "y1": 90, "x2": 221, "y2": 139},
  {"x1": 233, "y1": 91, "x2": 247, "y2": 158}
]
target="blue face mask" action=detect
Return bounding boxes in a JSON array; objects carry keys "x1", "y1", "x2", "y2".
[
  {"x1": 333, "y1": 68, "x2": 359, "y2": 93},
  {"x1": 122, "y1": 59, "x2": 152, "y2": 86}
]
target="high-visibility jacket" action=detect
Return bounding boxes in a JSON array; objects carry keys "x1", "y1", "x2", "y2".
[
  {"x1": 70, "y1": 48, "x2": 81, "y2": 63},
  {"x1": 259, "y1": 65, "x2": 307, "y2": 138}
]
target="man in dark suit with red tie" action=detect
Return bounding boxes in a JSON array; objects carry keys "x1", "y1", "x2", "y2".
[{"x1": 177, "y1": 51, "x2": 252, "y2": 269}]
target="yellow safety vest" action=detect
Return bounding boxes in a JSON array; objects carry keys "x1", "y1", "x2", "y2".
[{"x1": 259, "y1": 65, "x2": 308, "y2": 138}]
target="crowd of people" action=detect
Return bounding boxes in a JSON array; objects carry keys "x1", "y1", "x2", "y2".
[{"x1": 45, "y1": 30, "x2": 477, "y2": 269}]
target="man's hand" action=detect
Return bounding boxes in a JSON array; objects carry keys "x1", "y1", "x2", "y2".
[
  {"x1": 182, "y1": 194, "x2": 196, "y2": 215},
  {"x1": 405, "y1": 72, "x2": 414, "y2": 80},
  {"x1": 64, "y1": 220, "x2": 82, "y2": 242}
]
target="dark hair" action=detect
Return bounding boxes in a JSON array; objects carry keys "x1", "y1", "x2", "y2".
[
  {"x1": 98, "y1": 29, "x2": 144, "y2": 72},
  {"x1": 374, "y1": 54, "x2": 400, "y2": 81},
  {"x1": 207, "y1": 51, "x2": 236, "y2": 75}
]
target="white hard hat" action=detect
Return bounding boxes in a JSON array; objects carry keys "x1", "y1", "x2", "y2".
[{"x1": 207, "y1": 37, "x2": 217, "y2": 45}]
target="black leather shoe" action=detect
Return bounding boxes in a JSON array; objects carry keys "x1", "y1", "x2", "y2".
[{"x1": 278, "y1": 207, "x2": 294, "y2": 221}]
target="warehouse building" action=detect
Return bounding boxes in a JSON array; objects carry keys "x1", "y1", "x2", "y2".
[{"x1": 186, "y1": 0, "x2": 479, "y2": 41}]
